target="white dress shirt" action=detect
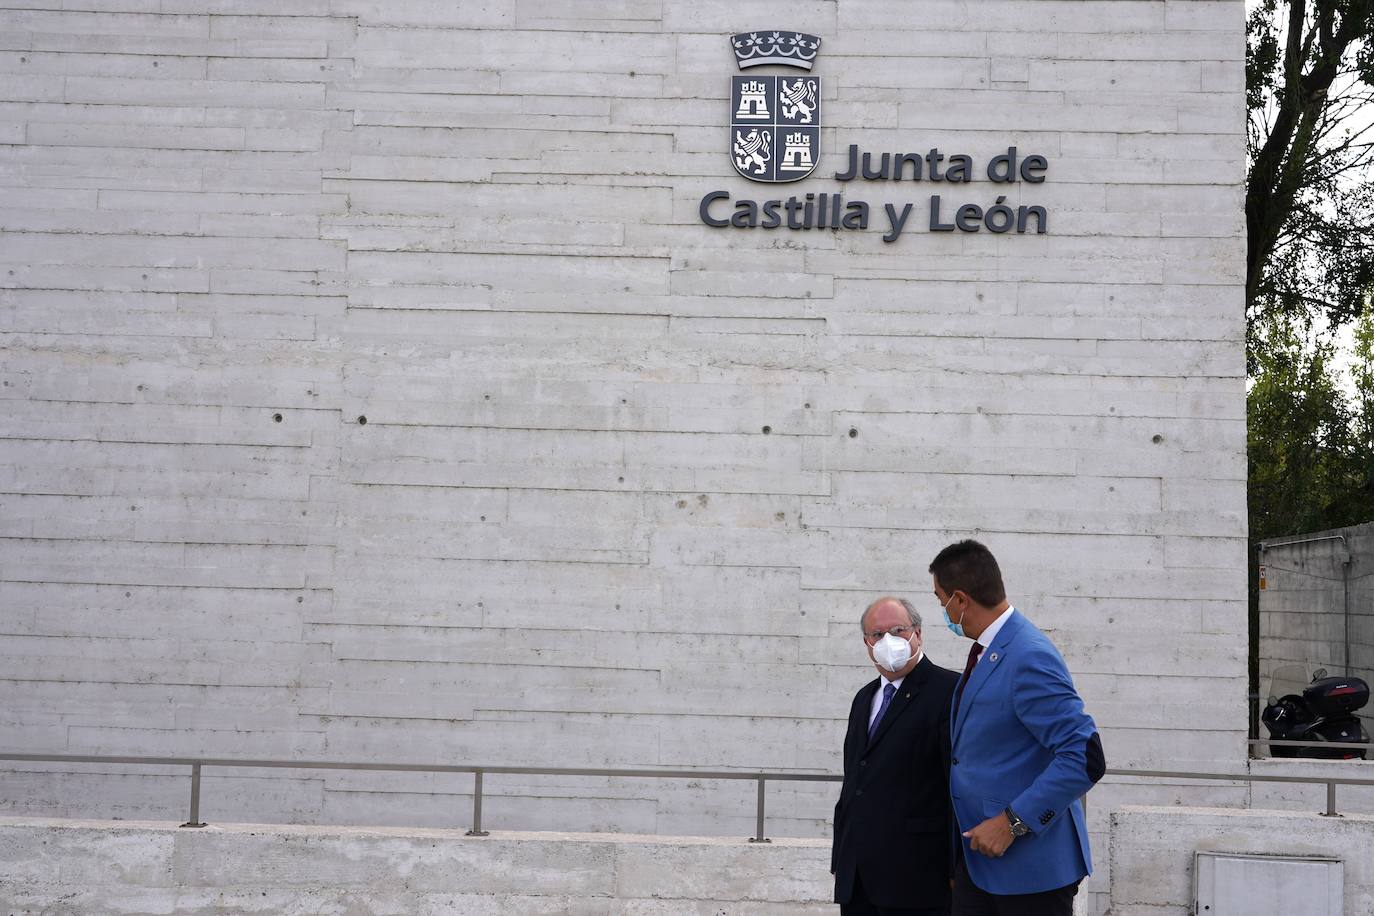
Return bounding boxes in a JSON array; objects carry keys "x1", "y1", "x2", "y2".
[
  {"x1": 974, "y1": 605, "x2": 1017, "y2": 663},
  {"x1": 868, "y1": 650, "x2": 922, "y2": 728}
]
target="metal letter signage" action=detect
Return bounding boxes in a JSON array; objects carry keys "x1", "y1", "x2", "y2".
[
  {"x1": 701, "y1": 30, "x2": 1053, "y2": 238},
  {"x1": 730, "y1": 31, "x2": 821, "y2": 183}
]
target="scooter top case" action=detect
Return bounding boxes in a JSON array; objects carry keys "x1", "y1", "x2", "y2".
[{"x1": 1304, "y1": 675, "x2": 1370, "y2": 718}]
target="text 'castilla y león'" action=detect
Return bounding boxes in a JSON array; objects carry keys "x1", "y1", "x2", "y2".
[{"x1": 699, "y1": 145, "x2": 1051, "y2": 242}]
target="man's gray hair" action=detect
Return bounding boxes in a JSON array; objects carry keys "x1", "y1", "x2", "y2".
[{"x1": 859, "y1": 597, "x2": 922, "y2": 632}]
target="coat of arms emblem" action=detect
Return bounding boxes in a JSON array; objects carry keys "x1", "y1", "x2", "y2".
[{"x1": 730, "y1": 31, "x2": 821, "y2": 183}]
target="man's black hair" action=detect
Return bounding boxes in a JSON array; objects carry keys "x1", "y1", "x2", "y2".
[{"x1": 928, "y1": 539, "x2": 1007, "y2": 607}]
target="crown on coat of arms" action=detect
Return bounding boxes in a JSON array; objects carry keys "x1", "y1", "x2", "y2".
[{"x1": 730, "y1": 31, "x2": 821, "y2": 70}]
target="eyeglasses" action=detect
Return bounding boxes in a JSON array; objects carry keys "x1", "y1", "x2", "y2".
[{"x1": 865, "y1": 625, "x2": 914, "y2": 644}]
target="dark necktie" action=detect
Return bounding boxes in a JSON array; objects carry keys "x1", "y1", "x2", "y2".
[
  {"x1": 953, "y1": 642, "x2": 984, "y2": 712},
  {"x1": 867, "y1": 682, "x2": 896, "y2": 743}
]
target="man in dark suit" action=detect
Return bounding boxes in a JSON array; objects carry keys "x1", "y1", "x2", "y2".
[
  {"x1": 931, "y1": 539, "x2": 1104, "y2": 916},
  {"x1": 833, "y1": 596, "x2": 960, "y2": 916}
]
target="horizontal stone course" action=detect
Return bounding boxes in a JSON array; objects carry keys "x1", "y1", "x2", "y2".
[
  {"x1": 1110, "y1": 806, "x2": 1374, "y2": 916},
  {"x1": 0, "y1": 817, "x2": 834, "y2": 914}
]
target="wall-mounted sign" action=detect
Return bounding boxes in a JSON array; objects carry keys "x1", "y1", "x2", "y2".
[
  {"x1": 729, "y1": 31, "x2": 822, "y2": 183},
  {"x1": 700, "y1": 29, "x2": 1052, "y2": 242}
]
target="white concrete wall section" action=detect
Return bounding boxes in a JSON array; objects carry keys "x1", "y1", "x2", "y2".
[
  {"x1": 1109, "y1": 805, "x2": 1374, "y2": 915},
  {"x1": 1248, "y1": 757, "x2": 1374, "y2": 815},
  {"x1": 0, "y1": 816, "x2": 833, "y2": 914},
  {"x1": 1259, "y1": 521, "x2": 1374, "y2": 707},
  {"x1": 0, "y1": 2, "x2": 1247, "y2": 913}
]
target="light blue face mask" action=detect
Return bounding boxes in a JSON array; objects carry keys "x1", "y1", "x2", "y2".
[{"x1": 941, "y1": 593, "x2": 966, "y2": 638}]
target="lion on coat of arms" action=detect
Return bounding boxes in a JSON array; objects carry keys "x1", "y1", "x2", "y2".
[{"x1": 733, "y1": 128, "x2": 771, "y2": 175}]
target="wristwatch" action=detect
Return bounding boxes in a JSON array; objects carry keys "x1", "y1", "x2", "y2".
[{"x1": 1004, "y1": 807, "x2": 1030, "y2": 838}]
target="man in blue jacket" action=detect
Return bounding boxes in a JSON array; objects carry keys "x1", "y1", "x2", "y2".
[{"x1": 930, "y1": 540, "x2": 1104, "y2": 916}]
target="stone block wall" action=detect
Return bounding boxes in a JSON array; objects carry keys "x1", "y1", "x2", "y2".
[
  {"x1": 1259, "y1": 521, "x2": 1374, "y2": 714},
  {"x1": 1109, "y1": 805, "x2": 1374, "y2": 915},
  {"x1": 0, "y1": 817, "x2": 834, "y2": 914},
  {"x1": 0, "y1": 3, "x2": 1248, "y2": 913}
]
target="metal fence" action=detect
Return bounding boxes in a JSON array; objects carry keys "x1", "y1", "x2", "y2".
[
  {"x1": 4, "y1": 747, "x2": 1374, "y2": 839},
  {"x1": 0, "y1": 752, "x2": 841, "y2": 841}
]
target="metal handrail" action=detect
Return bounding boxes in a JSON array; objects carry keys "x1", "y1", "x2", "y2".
[
  {"x1": 0, "y1": 753, "x2": 842, "y2": 841},
  {"x1": 3, "y1": 751, "x2": 1373, "y2": 836},
  {"x1": 1249, "y1": 738, "x2": 1374, "y2": 751}
]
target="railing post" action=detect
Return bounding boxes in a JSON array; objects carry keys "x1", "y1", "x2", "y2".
[
  {"x1": 1322, "y1": 781, "x2": 1340, "y2": 817},
  {"x1": 466, "y1": 769, "x2": 489, "y2": 836},
  {"x1": 748, "y1": 775, "x2": 770, "y2": 843},
  {"x1": 180, "y1": 763, "x2": 206, "y2": 828}
]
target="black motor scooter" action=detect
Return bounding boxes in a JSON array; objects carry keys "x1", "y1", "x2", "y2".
[{"x1": 1261, "y1": 665, "x2": 1370, "y2": 759}]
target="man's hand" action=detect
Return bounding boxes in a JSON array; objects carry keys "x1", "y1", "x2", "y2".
[{"x1": 963, "y1": 814, "x2": 1015, "y2": 857}]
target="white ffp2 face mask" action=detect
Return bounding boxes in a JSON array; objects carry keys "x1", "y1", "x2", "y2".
[{"x1": 872, "y1": 633, "x2": 912, "y2": 672}]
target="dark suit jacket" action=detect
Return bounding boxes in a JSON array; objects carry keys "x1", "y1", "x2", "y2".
[{"x1": 832, "y1": 654, "x2": 960, "y2": 908}]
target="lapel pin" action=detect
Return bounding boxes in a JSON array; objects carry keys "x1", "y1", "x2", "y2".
[
  {"x1": 904, "y1": 693, "x2": 910, "y2": 698},
  {"x1": 989, "y1": 652, "x2": 999, "y2": 662}
]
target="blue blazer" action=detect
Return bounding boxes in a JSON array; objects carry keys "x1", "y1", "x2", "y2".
[{"x1": 949, "y1": 609, "x2": 1097, "y2": 895}]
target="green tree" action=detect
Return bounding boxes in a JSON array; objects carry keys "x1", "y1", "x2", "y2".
[
  {"x1": 1247, "y1": 0, "x2": 1374, "y2": 343},
  {"x1": 1349, "y1": 311, "x2": 1374, "y2": 488},
  {"x1": 1246, "y1": 0, "x2": 1374, "y2": 737},
  {"x1": 1245, "y1": 314, "x2": 1374, "y2": 737},
  {"x1": 1247, "y1": 317, "x2": 1372, "y2": 543}
]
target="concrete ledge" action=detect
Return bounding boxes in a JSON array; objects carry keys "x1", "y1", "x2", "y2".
[
  {"x1": 1109, "y1": 805, "x2": 1374, "y2": 916},
  {"x1": 0, "y1": 816, "x2": 833, "y2": 914},
  {"x1": 1248, "y1": 757, "x2": 1374, "y2": 815}
]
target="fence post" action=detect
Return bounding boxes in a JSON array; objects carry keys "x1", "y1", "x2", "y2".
[
  {"x1": 180, "y1": 763, "x2": 206, "y2": 828},
  {"x1": 748, "y1": 775, "x2": 770, "y2": 843},
  {"x1": 1322, "y1": 781, "x2": 1340, "y2": 817},
  {"x1": 466, "y1": 769, "x2": 489, "y2": 836}
]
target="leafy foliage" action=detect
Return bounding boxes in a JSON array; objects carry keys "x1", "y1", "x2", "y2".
[
  {"x1": 1246, "y1": 0, "x2": 1374, "y2": 542},
  {"x1": 1246, "y1": 1, "x2": 1374, "y2": 731},
  {"x1": 1246, "y1": 0, "x2": 1374, "y2": 345},
  {"x1": 1248, "y1": 316, "x2": 1374, "y2": 543}
]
